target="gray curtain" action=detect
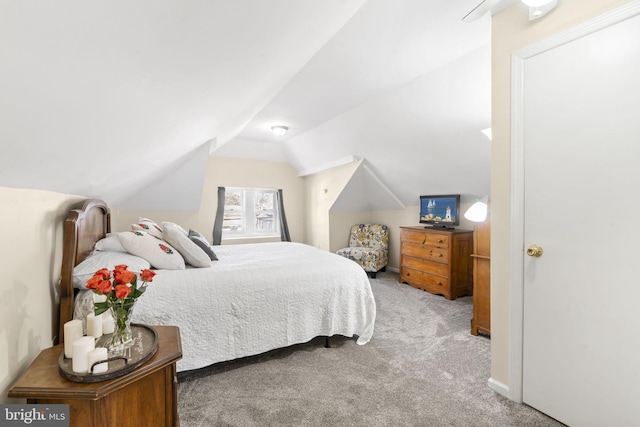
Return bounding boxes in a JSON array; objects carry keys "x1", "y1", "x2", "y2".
[
  {"x1": 277, "y1": 189, "x2": 291, "y2": 242},
  {"x1": 212, "y1": 186, "x2": 225, "y2": 245}
]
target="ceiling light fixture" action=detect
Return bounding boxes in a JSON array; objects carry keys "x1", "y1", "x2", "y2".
[
  {"x1": 271, "y1": 125, "x2": 288, "y2": 136},
  {"x1": 521, "y1": 0, "x2": 558, "y2": 20}
]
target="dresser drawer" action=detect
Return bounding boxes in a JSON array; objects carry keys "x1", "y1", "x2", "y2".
[
  {"x1": 401, "y1": 255, "x2": 449, "y2": 277},
  {"x1": 402, "y1": 242, "x2": 449, "y2": 263},
  {"x1": 424, "y1": 233, "x2": 449, "y2": 247},
  {"x1": 400, "y1": 230, "x2": 450, "y2": 248},
  {"x1": 401, "y1": 229, "x2": 428, "y2": 244},
  {"x1": 400, "y1": 267, "x2": 449, "y2": 292}
]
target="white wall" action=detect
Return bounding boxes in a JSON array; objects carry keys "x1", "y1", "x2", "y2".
[
  {"x1": 0, "y1": 187, "x2": 84, "y2": 404},
  {"x1": 303, "y1": 160, "x2": 360, "y2": 250}
]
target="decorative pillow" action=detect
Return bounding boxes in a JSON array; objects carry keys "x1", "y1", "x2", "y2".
[
  {"x1": 118, "y1": 230, "x2": 185, "y2": 270},
  {"x1": 131, "y1": 217, "x2": 163, "y2": 239},
  {"x1": 72, "y1": 250, "x2": 151, "y2": 289},
  {"x1": 161, "y1": 221, "x2": 188, "y2": 237},
  {"x1": 188, "y1": 229, "x2": 218, "y2": 261},
  {"x1": 162, "y1": 223, "x2": 212, "y2": 268},
  {"x1": 94, "y1": 233, "x2": 127, "y2": 252}
]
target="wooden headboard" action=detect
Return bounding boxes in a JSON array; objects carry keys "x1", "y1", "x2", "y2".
[{"x1": 59, "y1": 199, "x2": 111, "y2": 343}]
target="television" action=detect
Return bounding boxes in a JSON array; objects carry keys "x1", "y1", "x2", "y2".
[{"x1": 419, "y1": 194, "x2": 460, "y2": 228}]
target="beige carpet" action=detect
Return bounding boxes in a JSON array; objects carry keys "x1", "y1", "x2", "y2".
[{"x1": 177, "y1": 271, "x2": 564, "y2": 426}]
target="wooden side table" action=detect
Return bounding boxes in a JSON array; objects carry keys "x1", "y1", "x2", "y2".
[{"x1": 9, "y1": 326, "x2": 182, "y2": 427}]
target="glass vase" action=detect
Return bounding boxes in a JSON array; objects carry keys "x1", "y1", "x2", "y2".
[{"x1": 108, "y1": 302, "x2": 135, "y2": 354}]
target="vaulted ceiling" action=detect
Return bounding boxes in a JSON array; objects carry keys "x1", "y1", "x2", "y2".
[{"x1": 0, "y1": 0, "x2": 511, "y2": 210}]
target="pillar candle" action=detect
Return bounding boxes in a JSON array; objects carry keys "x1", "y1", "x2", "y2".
[
  {"x1": 102, "y1": 311, "x2": 115, "y2": 334},
  {"x1": 63, "y1": 319, "x2": 83, "y2": 359},
  {"x1": 88, "y1": 347, "x2": 109, "y2": 374},
  {"x1": 86, "y1": 313, "x2": 103, "y2": 338},
  {"x1": 72, "y1": 336, "x2": 95, "y2": 373}
]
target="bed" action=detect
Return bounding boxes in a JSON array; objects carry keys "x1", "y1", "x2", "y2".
[{"x1": 58, "y1": 199, "x2": 376, "y2": 372}]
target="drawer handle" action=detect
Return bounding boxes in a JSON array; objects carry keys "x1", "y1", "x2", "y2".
[
  {"x1": 437, "y1": 239, "x2": 444, "y2": 243},
  {"x1": 436, "y1": 253, "x2": 443, "y2": 257}
]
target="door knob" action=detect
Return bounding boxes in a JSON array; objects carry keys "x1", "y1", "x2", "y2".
[{"x1": 526, "y1": 244, "x2": 543, "y2": 257}]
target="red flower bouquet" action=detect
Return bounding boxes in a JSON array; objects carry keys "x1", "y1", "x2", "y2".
[{"x1": 87, "y1": 265, "x2": 155, "y2": 352}]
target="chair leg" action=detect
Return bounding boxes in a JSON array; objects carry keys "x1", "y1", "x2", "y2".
[{"x1": 367, "y1": 271, "x2": 377, "y2": 279}]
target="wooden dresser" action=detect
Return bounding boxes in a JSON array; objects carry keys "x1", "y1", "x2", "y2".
[
  {"x1": 399, "y1": 226, "x2": 473, "y2": 300},
  {"x1": 471, "y1": 217, "x2": 491, "y2": 336}
]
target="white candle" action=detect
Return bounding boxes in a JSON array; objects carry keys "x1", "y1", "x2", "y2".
[
  {"x1": 86, "y1": 313, "x2": 103, "y2": 338},
  {"x1": 102, "y1": 311, "x2": 115, "y2": 334},
  {"x1": 72, "y1": 336, "x2": 95, "y2": 373},
  {"x1": 88, "y1": 347, "x2": 109, "y2": 374},
  {"x1": 63, "y1": 319, "x2": 83, "y2": 359}
]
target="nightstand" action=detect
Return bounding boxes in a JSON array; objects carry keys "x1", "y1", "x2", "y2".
[{"x1": 9, "y1": 325, "x2": 182, "y2": 427}]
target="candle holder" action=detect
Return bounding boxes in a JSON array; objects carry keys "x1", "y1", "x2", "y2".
[{"x1": 59, "y1": 324, "x2": 158, "y2": 383}]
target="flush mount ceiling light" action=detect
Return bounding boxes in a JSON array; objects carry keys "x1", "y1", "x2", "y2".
[
  {"x1": 522, "y1": 0, "x2": 558, "y2": 20},
  {"x1": 270, "y1": 125, "x2": 288, "y2": 136}
]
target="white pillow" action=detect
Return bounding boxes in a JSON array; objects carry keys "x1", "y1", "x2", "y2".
[
  {"x1": 131, "y1": 217, "x2": 164, "y2": 239},
  {"x1": 118, "y1": 230, "x2": 185, "y2": 270},
  {"x1": 94, "y1": 233, "x2": 127, "y2": 252},
  {"x1": 162, "y1": 222, "x2": 212, "y2": 268},
  {"x1": 161, "y1": 221, "x2": 188, "y2": 237},
  {"x1": 73, "y1": 251, "x2": 151, "y2": 289}
]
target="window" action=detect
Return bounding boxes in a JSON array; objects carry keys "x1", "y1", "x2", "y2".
[{"x1": 222, "y1": 187, "x2": 279, "y2": 238}]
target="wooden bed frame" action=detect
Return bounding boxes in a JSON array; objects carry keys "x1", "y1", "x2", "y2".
[{"x1": 58, "y1": 199, "x2": 111, "y2": 344}]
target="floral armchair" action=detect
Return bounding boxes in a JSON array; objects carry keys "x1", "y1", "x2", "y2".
[{"x1": 336, "y1": 224, "x2": 389, "y2": 278}]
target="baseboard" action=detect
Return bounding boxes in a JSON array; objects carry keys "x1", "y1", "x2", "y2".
[
  {"x1": 488, "y1": 377, "x2": 510, "y2": 399},
  {"x1": 386, "y1": 266, "x2": 399, "y2": 273}
]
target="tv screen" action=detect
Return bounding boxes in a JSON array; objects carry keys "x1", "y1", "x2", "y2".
[{"x1": 419, "y1": 194, "x2": 460, "y2": 228}]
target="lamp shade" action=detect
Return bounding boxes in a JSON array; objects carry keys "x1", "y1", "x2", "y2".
[{"x1": 464, "y1": 196, "x2": 489, "y2": 222}]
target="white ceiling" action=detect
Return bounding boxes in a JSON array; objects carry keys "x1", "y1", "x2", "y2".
[{"x1": 0, "y1": 0, "x2": 506, "y2": 209}]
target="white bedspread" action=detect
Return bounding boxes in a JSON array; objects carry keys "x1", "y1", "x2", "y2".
[{"x1": 131, "y1": 242, "x2": 376, "y2": 371}]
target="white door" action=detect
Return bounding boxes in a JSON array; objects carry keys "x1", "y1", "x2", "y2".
[{"x1": 521, "y1": 10, "x2": 640, "y2": 427}]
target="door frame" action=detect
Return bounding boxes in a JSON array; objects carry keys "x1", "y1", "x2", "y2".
[{"x1": 508, "y1": 0, "x2": 640, "y2": 403}]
